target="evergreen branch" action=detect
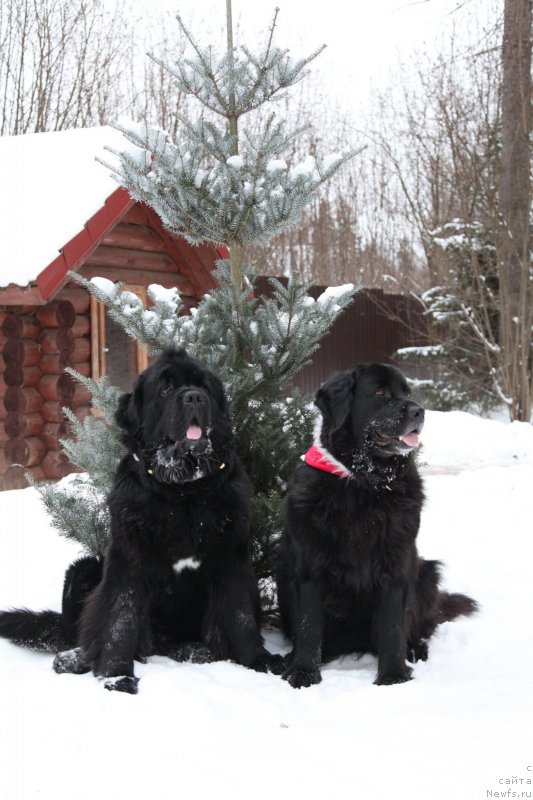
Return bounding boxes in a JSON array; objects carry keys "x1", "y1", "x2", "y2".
[
  {"x1": 149, "y1": 52, "x2": 230, "y2": 118},
  {"x1": 174, "y1": 14, "x2": 229, "y2": 114},
  {"x1": 237, "y1": 7, "x2": 280, "y2": 113},
  {"x1": 265, "y1": 7, "x2": 280, "y2": 60}
]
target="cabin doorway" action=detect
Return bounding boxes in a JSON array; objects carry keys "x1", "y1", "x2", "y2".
[{"x1": 90, "y1": 285, "x2": 148, "y2": 392}]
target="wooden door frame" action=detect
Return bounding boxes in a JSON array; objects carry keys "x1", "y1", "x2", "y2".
[{"x1": 90, "y1": 284, "x2": 149, "y2": 381}]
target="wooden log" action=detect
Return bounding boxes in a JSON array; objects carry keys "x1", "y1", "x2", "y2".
[
  {"x1": 13, "y1": 305, "x2": 40, "y2": 315},
  {"x1": 0, "y1": 401, "x2": 6, "y2": 421},
  {"x1": 35, "y1": 301, "x2": 75, "y2": 329},
  {"x1": 41, "y1": 422, "x2": 63, "y2": 451},
  {"x1": 4, "y1": 387, "x2": 42, "y2": 414},
  {"x1": 42, "y1": 401, "x2": 62, "y2": 423},
  {"x1": 38, "y1": 374, "x2": 61, "y2": 402},
  {"x1": 57, "y1": 287, "x2": 90, "y2": 313},
  {"x1": 58, "y1": 372, "x2": 76, "y2": 398},
  {"x1": 0, "y1": 374, "x2": 6, "y2": 398},
  {"x1": 85, "y1": 246, "x2": 177, "y2": 272},
  {"x1": 0, "y1": 284, "x2": 42, "y2": 303},
  {"x1": 41, "y1": 450, "x2": 71, "y2": 480},
  {"x1": 0, "y1": 422, "x2": 8, "y2": 446},
  {"x1": 70, "y1": 383, "x2": 92, "y2": 407},
  {"x1": 38, "y1": 372, "x2": 75, "y2": 402},
  {"x1": 5, "y1": 412, "x2": 44, "y2": 438},
  {"x1": 3, "y1": 338, "x2": 41, "y2": 367},
  {"x1": 121, "y1": 205, "x2": 149, "y2": 225},
  {"x1": 71, "y1": 315, "x2": 91, "y2": 338},
  {"x1": 101, "y1": 222, "x2": 167, "y2": 252},
  {"x1": 27, "y1": 465, "x2": 45, "y2": 483},
  {"x1": 0, "y1": 448, "x2": 8, "y2": 473},
  {"x1": 40, "y1": 353, "x2": 69, "y2": 374},
  {"x1": 2, "y1": 314, "x2": 40, "y2": 339},
  {"x1": 71, "y1": 337, "x2": 91, "y2": 364},
  {"x1": 4, "y1": 364, "x2": 42, "y2": 388},
  {"x1": 5, "y1": 435, "x2": 47, "y2": 467},
  {"x1": 38, "y1": 327, "x2": 74, "y2": 355},
  {"x1": 1, "y1": 462, "x2": 45, "y2": 488},
  {"x1": 1, "y1": 464, "x2": 29, "y2": 490},
  {"x1": 70, "y1": 361, "x2": 90, "y2": 378}
]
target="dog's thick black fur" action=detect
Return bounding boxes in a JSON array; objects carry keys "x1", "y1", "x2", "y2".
[
  {"x1": 277, "y1": 363, "x2": 477, "y2": 689},
  {"x1": 0, "y1": 349, "x2": 282, "y2": 693}
]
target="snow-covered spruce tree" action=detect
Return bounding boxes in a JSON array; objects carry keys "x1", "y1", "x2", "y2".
[
  {"x1": 33, "y1": 376, "x2": 124, "y2": 556},
  {"x1": 34, "y1": 6, "x2": 359, "y2": 598}
]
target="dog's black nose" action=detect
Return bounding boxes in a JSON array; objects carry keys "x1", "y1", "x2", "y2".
[
  {"x1": 403, "y1": 401, "x2": 425, "y2": 426},
  {"x1": 183, "y1": 389, "x2": 206, "y2": 407}
]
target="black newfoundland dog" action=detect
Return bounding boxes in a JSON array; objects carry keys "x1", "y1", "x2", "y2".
[
  {"x1": 277, "y1": 363, "x2": 477, "y2": 689},
  {"x1": 0, "y1": 348, "x2": 282, "y2": 693}
]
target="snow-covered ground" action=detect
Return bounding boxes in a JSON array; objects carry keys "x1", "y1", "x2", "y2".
[{"x1": 1, "y1": 410, "x2": 532, "y2": 800}]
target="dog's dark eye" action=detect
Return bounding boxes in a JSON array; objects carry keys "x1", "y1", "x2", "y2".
[
  {"x1": 161, "y1": 384, "x2": 172, "y2": 397},
  {"x1": 375, "y1": 388, "x2": 386, "y2": 397}
]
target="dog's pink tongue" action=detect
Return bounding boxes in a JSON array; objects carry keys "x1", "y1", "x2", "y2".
[
  {"x1": 186, "y1": 425, "x2": 203, "y2": 441},
  {"x1": 401, "y1": 431, "x2": 420, "y2": 447}
]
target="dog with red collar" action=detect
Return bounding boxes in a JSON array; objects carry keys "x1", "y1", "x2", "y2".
[{"x1": 277, "y1": 363, "x2": 477, "y2": 689}]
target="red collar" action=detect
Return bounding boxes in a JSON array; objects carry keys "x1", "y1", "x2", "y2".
[{"x1": 302, "y1": 444, "x2": 353, "y2": 480}]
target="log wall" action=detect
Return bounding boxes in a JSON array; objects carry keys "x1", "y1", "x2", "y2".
[{"x1": 0, "y1": 288, "x2": 92, "y2": 490}]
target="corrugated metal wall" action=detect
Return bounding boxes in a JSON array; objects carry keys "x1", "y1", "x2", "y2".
[{"x1": 255, "y1": 279, "x2": 428, "y2": 395}]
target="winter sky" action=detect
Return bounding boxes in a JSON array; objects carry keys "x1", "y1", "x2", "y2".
[{"x1": 139, "y1": 0, "x2": 500, "y2": 112}]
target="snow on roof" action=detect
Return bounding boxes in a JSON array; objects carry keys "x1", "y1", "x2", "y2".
[{"x1": 0, "y1": 126, "x2": 129, "y2": 288}]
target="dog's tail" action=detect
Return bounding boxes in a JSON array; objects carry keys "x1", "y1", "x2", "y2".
[
  {"x1": 438, "y1": 591, "x2": 478, "y2": 623},
  {"x1": 0, "y1": 554, "x2": 103, "y2": 654},
  {"x1": 0, "y1": 608, "x2": 68, "y2": 652},
  {"x1": 417, "y1": 559, "x2": 478, "y2": 625}
]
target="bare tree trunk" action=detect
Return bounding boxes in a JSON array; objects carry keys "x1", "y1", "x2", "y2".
[
  {"x1": 226, "y1": 0, "x2": 244, "y2": 307},
  {"x1": 499, "y1": 0, "x2": 532, "y2": 421}
]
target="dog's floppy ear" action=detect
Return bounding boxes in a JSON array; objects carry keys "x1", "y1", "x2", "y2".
[
  {"x1": 115, "y1": 392, "x2": 135, "y2": 432},
  {"x1": 115, "y1": 375, "x2": 144, "y2": 446},
  {"x1": 315, "y1": 369, "x2": 357, "y2": 431}
]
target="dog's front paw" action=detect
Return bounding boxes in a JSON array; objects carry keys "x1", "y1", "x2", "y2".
[
  {"x1": 262, "y1": 652, "x2": 286, "y2": 675},
  {"x1": 374, "y1": 666, "x2": 413, "y2": 686},
  {"x1": 407, "y1": 638, "x2": 429, "y2": 663},
  {"x1": 101, "y1": 675, "x2": 139, "y2": 694},
  {"x1": 282, "y1": 665, "x2": 322, "y2": 689},
  {"x1": 53, "y1": 648, "x2": 90, "y2": 675},
  {"x1": 166, "y1": 643, "x2": 215, "y2": 664},
  {"x1": 247, "y1": 651, "x2": 285, "y2": 675}
]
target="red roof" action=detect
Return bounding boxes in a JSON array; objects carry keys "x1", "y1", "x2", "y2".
[
  {"x1": 36, "y1": 187, "x2": 134, "y2": 302},
  {"x1": 0, "y1": 187, "x2": 229, "y2": 306}
]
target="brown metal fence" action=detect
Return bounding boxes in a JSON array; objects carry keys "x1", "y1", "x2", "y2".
[{"x1": 255, "y1": 278, "x2": 428, "y2": 395}]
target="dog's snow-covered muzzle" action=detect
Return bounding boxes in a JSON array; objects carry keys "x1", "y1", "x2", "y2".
[
  {"x1": 367, "y1": 401, "x2": 425, "y2": 456},
  {"x1": 148, "y1": 431, "x2": 219, "y2": 484}
]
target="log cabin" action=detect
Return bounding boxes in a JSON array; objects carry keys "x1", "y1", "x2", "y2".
[{"x1": 0, "y1": 127, "x2": 225, "y2": 490}]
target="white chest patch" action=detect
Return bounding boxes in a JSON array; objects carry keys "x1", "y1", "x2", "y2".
[{"x1": 173, "y1": 557, "x2": 201, "y2": 574}]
